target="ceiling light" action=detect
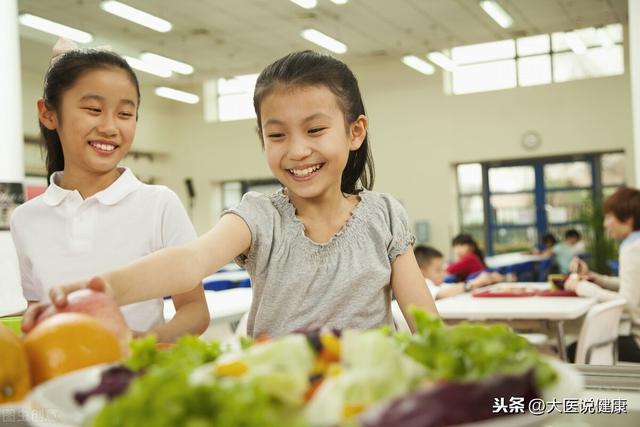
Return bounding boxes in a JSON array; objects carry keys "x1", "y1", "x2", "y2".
[
  {"x1": 426, "y1": 51, "x2": 456, "y2": 71},
  {"x1": 100, "y1": 1, "x2": 172, "y2": 32},
  {"x1": 330, "y1": 0, "x2": 349, "y2": 4},
  {"x1": 565, "y1": 31, "x2": 586, "y2": 54},
  {"x1": 18, "y1": 14, "x2": 93, "y2": 43},
  {"x1": 155, "y1": 87, "x2": 199, "y2": 104},
  {"x1": 140, "y1": 52, "x2": 194, "y2": 75},
  {"x1": 124, "y1": 56, "x2": 172, "y2": 78},
  {"x1": 301, "y1": 29, "x2": 347, "y2": 54},
  {"x1": 479, "y1": 1, "x2": 513, "y2": 29},
  {"x1": 596, "y1": 27, "x2": 614, "y2": 48},
  {"x1": 290, "y1": 0, "x2": 317, "y2": 9},
  {"x1": 402, "y1": 55, "x2": 435, "y2": 75}
]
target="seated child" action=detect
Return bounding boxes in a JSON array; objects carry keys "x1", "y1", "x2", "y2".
[
  {"x1": 445, "y1": 234, "x2": 486, "y2": 282},
  {"x1": 414, "y1": 245, "x2": 503, "y2": 299},
  {"x1": 553, "y1": 229, "x2": 586, "y2": 274}
]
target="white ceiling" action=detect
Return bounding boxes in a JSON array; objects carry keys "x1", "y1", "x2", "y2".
[{"x1": 17, "y1": 0, "x2": 628, "y2": 88}]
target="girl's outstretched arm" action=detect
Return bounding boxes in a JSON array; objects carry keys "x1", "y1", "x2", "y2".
[
  {"x1": 391, "y1": 247, "x2": 439, "y2": 332},
  {"x1": 58, "y1": 213, "x2": 251, "y2": 307}
]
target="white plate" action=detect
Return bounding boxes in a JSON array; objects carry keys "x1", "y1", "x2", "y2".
[
  {"x1": 25, "y1": 358, "x2": 582, "y2": 427},
  {"x1": 460, "y1": 357, "x2": 584, "y2": 427},
  {"x1": 25, "y1": 363, "x2": 112, "y2": 427}
]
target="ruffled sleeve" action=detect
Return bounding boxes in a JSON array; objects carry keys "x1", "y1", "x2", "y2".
[
  {"x1": 379, "y1": 193, "x2": 415, "y2": 263},
  {"x1": 222, "y1": 191, "x2": 277, "y2": 271}
]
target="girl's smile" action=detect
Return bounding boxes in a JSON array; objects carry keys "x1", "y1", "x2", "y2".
[
  {"x1": 287, "y1": 162, "x2": 325, "y2": 180},
  {"x1": 88, "y1": 139, "x2": 119, "y2": 155}
]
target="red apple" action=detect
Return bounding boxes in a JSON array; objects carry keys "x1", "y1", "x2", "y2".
[{"x1": 36, "y1": 289, "x2": 131, "y2": 356}]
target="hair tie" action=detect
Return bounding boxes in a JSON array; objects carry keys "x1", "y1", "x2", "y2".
[{"x1": 50, "y1": 37, "x2": 113, "y2": 65}]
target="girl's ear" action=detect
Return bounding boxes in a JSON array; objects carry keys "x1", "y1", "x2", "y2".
[
  {"x1": 349, "y1": 114, "x2": 368, "y2": 151},
  {"x1": 37, "y1": 98, "x2": 58, "y2": 130}
]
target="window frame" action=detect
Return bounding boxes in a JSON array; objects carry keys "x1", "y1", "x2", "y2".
[{"x1": 457, "y1": 151, "x2": 624, "y2": 255}]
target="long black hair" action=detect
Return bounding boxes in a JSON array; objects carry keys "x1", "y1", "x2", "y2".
[
  {"x1": 253, "y1": 50, "x2": 374, "y2": 194},
  {"x1": 452, "y1": 233, "x2": 486, "y2": 266},
  {"x1": 40, "y1": 49, "x2": 140, "y2": 182}
]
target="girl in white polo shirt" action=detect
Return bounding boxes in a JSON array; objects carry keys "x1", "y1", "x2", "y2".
[{"x1": 10, "y1": 40, "x2": 208, "y2": 342}]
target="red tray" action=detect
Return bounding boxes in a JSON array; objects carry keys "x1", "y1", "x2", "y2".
[
  {"x1": 534, "y1": 289, "x2": 577, "y2": 297},
  {"x1": 472, "y1": 290, "x2": 535, "y2": 298},
  {"x1": 472, "y1": 289, "x2": 577, "y2": 298}
]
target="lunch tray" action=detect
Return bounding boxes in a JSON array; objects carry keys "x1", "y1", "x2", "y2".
[{"x1": 472, "y1": 289, "x2": 577, "y2": 298}]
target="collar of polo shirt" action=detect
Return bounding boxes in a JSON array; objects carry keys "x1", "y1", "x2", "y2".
[{"x1": 43, "y1": 167, "x2": 142, "y2": 206}]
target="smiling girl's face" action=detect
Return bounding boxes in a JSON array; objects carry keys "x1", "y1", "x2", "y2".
[
  {"x1": 40, "y1": 68, "x2": 138, "y2": 177},
  {"x1": 259, "y1": 84, "x2": 366, "y2": 201}
]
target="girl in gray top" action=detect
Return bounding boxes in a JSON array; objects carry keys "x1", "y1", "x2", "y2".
[{"x1": 24, "y1": 51, "x2": 439, "y2": 338}]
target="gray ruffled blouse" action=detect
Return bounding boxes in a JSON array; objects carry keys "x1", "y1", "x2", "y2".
[{"x1": 224, "y1": 189, "x2": 415, "y2": 337}]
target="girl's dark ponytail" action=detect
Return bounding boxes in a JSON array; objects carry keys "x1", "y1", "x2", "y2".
[{"x1": 40, "y1": 120, "x2": 65, "y2": 183}]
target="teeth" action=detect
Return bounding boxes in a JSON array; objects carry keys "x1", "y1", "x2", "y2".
[
  {"x1": 91, "y1": 142, "x2": 115, "y2": 152},
  {"x1": 290, "y1": 164, "x2": 321, "y2": 177}
]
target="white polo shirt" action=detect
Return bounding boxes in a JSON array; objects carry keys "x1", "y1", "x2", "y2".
[{"x1": 10, "y1": 168, "x2": 197, "y2": 332}]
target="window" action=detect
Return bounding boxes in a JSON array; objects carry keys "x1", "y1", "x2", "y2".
[
  {"x1": 448, "y1": 24, "x2": 623, "y2": 95},
  {"x1": 204, "y1": 73, "x2": 258, "y2": 122},
  {"x1": 456, "y1": 163, "x2": 485, "y2": 248},
  {"x1": 456, "y1": 152, "x2": 625, "y2": 255},
  {"x1": 602, "y1": 152, "x2": 626, "y2": 200}
]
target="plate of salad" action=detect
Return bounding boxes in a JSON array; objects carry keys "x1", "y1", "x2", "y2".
[{"x1": 26, "y1": 309, "x2": 582, "y2": 427}]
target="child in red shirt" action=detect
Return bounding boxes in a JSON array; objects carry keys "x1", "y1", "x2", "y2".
[{"x1": 446, "y1": 234, "x2": 486, "y2": 282}]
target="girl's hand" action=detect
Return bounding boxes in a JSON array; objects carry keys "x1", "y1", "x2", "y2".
[
  {"x1": 21, "y1": 302, "x2": 50, "y2": 333},
  {"x1": 49, "y1": 276, "x2": 113, "y2": 307},
  {"x1": 21, "y1": 277, "x2": 113, "y2": 333}
]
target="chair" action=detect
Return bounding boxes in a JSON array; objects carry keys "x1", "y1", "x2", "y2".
[
  {"x1": 391, "y1": 300, "x2": 411, "y2": 332},
  {"x1": 536, "y1": 257, "x2": 553, "y2": 282},
  {"x1": 607, "y1": 260, "x2": 619, "y2": 276},
  {"x1": 202, "y1": 279, "x2": 235, "y2": 291},
  {"x1": 574, "y1": 299, "x2": 626, "y2": 365}
]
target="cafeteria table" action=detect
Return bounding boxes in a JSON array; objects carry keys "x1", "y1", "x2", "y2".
[
  {"x1": 164, "y1": 288, "x2": 252, "y2": 340},
  {"x1": 435, "y1": 283, "x2": 597, "y2": 361}
]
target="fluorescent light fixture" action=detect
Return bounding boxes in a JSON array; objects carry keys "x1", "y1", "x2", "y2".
[
  {"x1": 596, "y1": 27, "x2": 614, "y2": 48},
  {"x1": 290, "y1": 0, "x2": 317, "y2": 8},
  {"x1": 402, "y1": 55, "x2": 435, "y2": 75},
  {"x1": 140, "y1": 52, "x2": 194, "y2": 75},
  {"x1": 479, "y1": 1, "x2": 513, "y2": 29},
  {"x1": 426, "y1": 51, "x2": 456, "y2": 71},
  {"x1": 330, "y1": 0, "x2": 349, "y2": 4},
  {"x1": 124, "y1": 56, "x2": 172, "y2": 78},
  {"x1": 301, "y1": 29, "x2": 347, "y2": 54},
  {"x1": 565, "y1": 31, "x2": 586, "y2": 54},
  {"x1": 18, "y1": 14, "x2": 93, "y2": 43},
  {"x1": 100, "y1": 1, "x2": 172, "y2": 32},
  {"x1": 155, "y1": 87, "x2": 199, "y2": 104}
]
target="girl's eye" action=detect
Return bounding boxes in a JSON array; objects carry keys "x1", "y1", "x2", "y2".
[
  {"x1": 308, "y1": 127, "x2": 327, "y2": 134},
  {"x1": 268, "y1": 133, "x2": 285, "y2": 139},
  {"x1": 84, "y1": 107, "x2": 101, "y2": 113},
  {"x1": 119, "y1": 112, "x2": 134, "y2": 117}
]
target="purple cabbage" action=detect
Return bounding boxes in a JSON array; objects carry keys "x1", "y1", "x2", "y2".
[{"x1": 359, "y1": 369, "x2": 539, "y2": 427}]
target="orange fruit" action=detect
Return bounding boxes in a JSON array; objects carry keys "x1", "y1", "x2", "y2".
[
  {"x1": 0, "y1": 324, "x2": 31, "y2": 403},
  {"x1": 23, "y1": 313, "x2": 122, "y2": 385}
]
